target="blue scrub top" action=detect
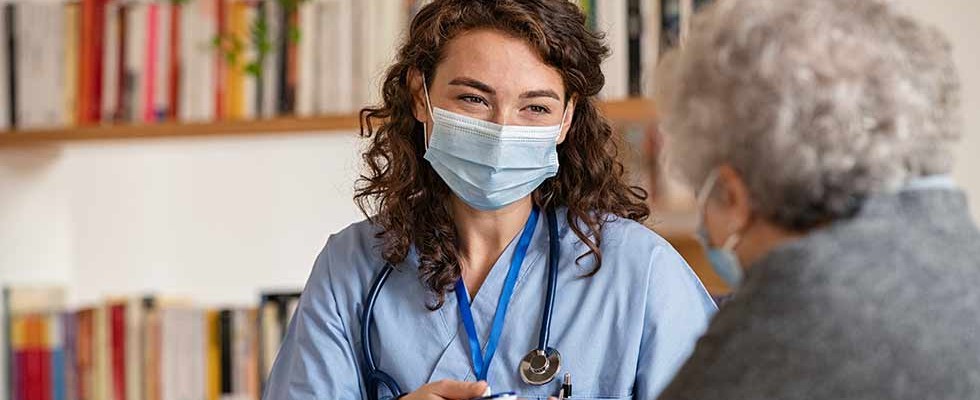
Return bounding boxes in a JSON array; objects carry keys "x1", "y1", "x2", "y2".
[{"x1": 264, "y1": 209, "x2": 717, "y2": 399}]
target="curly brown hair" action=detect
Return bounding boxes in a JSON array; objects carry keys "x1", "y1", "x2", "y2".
[{"x1": 355, "y1": 0, "x2": 649, "y2": 309}]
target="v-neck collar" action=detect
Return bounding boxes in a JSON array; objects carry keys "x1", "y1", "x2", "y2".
[{"x1": 428, "y1": 210, "x2": 549, "y2": 382}]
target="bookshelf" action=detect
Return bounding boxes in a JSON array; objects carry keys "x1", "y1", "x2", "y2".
[{"x1": 0, "y1": 98, "x2": 655, "y2": 147}]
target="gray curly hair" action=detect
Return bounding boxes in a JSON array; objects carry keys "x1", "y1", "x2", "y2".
[{"x1": 656, "y1": 0, "x2": 961, "y2": 230}]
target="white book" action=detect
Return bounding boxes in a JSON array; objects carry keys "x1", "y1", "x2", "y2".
[
  {"x1": 641, "y1": 0, "x2": 661, "y2": 97},
  {"x1": 260, "y1": 0, "x2": 281, "y2": 118},
  {"x1": 597, "y1": 0, "x2": 629, "y2": 100},
  {"x1": 360, "y1": 0, "x2": 405, "y2": 108},
  {"x1": 16, "y1": 3, "x2": 65, "y2": 129},
  {"x1": 125, "y1": 300, "x2": 144, "y2": 400},
  {"x1": 679, "y1": 0, "x2": 693, "y2": 45},
  {"x1": 317, "y1": 0, "x2": 353, "y2": 114},
  {"x1": 178, "y1": 0, "x2": 216, "y2": 122},
  {"x1": 125, "y1": 3, "x2": 147, "y2": 123},
  {"x1": 0, "y1": 8, "x2": 9, "y2": 130},
  {"x1": 242, "y1": 4, "x2": 258, "y2": 120},
  {"x1": 160, "y1": 308, "x2": 179, "y2": 400},
  {"x1": 295, "y1": 0, "x2": 317, "y2": 117},
  {"x1": 102, "y1": 2, "x2": 120, "y2": 123}
]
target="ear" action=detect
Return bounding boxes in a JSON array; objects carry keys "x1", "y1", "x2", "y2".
[
  {"x1": 408, "y1": 68, "x2": 430, "y2": 124},
  {"x1": 714, "y1": 164, "x2": 754, "y2": 232},
  {"x1": 556, "y1": 96, "x2": 576, "y2": 144}
]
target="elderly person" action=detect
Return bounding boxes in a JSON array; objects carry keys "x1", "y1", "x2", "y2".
[{"x1": 654, "y1": 0, "x2": 980, "y2": 398}]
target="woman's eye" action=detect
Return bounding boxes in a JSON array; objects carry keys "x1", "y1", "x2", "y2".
[
  {"x1": 527, "y1": 105, "x2": 550, "y2": 114},
  {"x1": 459, "y1": 95, "x2": 488, "y2": 106}
]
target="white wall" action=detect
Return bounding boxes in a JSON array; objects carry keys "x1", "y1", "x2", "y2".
[
  {"x1": 893, "y1": 0, "x2": 980, "y2": 221},
  {"x1": 1, "y1": 1, "x2": 978, "y2": 307},
  {"x1": 0, "y1": 132, "x2": 364, "y2": 307}
]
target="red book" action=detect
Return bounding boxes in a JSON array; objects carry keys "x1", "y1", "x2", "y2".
[
  {"x1": 215, "y1": 0, "x2": 227, "y2": 119},
  {"x1": 78, "y1": 0, "x2": 109, "y2": 124},
  {"x1": 114, "y1": 4, "x2": 128, "y2": 121},
  {"x1": 168, "y1": 2, "x2": 181, "y2": 120},
  {"x1": 109, "y1": 304, "x2": 127, "y2": 400},
  {"x1": 39, "y1": 346, "x2": 51, "y2": 400},
  {"x1": 143, "y1": 4, "x2": 160, "y2": 123}
]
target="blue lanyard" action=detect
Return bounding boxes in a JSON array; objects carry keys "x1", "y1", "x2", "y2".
[{"x1": 454, "y1": 206, "x2": 540, "y2": 383}]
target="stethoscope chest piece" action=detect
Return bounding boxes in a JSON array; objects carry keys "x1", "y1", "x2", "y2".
[{"x1": 519, "y1": 347, "x2": 562, "y2": 385}]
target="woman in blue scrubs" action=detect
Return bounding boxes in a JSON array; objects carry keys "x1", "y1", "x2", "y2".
[{"x1": 264, "y1": 1, "x2": 715, "y2": 399}]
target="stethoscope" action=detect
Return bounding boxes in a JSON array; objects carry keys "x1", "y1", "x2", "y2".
[{"x1": 360, "y1": 207, "x2": 563, "y2": 400}]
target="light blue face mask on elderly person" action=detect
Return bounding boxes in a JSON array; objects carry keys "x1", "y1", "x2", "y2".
[
  {"x1": 420, "y1": 77, "x2": 567, "y2": 211},
  {"x1": 695, "y1": 170, "x2": 746, "y2": 288}
]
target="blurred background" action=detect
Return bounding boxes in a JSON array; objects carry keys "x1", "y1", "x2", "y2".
[{"x1": 0, "y1": 0, "x2": 977, "y2": 398}]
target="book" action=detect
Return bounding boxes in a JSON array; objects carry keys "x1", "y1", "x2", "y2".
[
  {"x1": 75, "y1": 309, "x2": 94, "y2": 400},
  {"x1": 660, "y1": 0, "x2": 681, "y2": 53},
  {"x1": 641, "y1": 0, "x2": 661, "y2": 98},
  {"x1": 275, "y1": 4, "x2": 296, "y2": 115},
  {"x1": 167, "y1": 2, "x2": 181, "y2": 121},
  {"x1": 3, "y1": 287, "x2": 65, "y2": 400},
  {"x1": 123, "y1": 2, "x2": 147, "y2": 123},
  {"x1": 0, "y1": 5, "x2": 8, "y2": 131},
  {"x1": 143, "y1": 2, "x2": 161, "y2": 123},
  {"x1": 295, "y1": 0, "x2": 316, "y2": 117},
  {"x1": 101, "y1": 1, "x2": 121, "y2": 124},
  {"x1": 61, "y1": 313, "x2": 76, "y2": 400},
  {"x1": 109, "y1": 303, "x2": 126, "y2": 400},
  {"x1": 316, "y1": 0, "x2": 354, "y2": 114},
  {"x1": 178, "y1": 0, "x2": 217, "y2": 122},
  {"x1": 153, "y1": 4, "x2": 172, "y2": 121},
  {"x1": 79, "y1": 0, "x2": 109, "y2": 125},
  {"x1": 258, "y1": 0, "x2": 281, "y2": 119},
  {"x1": 15, "y1": 2, "x2": 65, "y2": 129},
  {"x1": 215, "y1": 0, "x2": 228, "y2": 120},
  {"x1": 597, "y1": 0, "x2": 629, "y2": 100},
  {"x1": 628, "y1": 0, "x2": 643, "y2": 96},
  {"x1": 66, "y1": 2, "x2": 81, "y2": 127},
  {"x1": 241, "y1": 2, "x2": 258, "y2": 121},
  {"x1": 50, "y1": 314, "x2": 65, "y2": 400},
  {"x1": 2, "y1": 4, "x2": 13, "y2": 129}
]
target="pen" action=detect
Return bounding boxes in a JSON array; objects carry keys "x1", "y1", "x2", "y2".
[{"x1": 556, "y1": 372, "x2": 571, "y2": 399}]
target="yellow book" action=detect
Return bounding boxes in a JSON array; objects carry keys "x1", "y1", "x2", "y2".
[
  {"x1": 93, "y1": 306, "x2": 110, "y2": 400},
  {"x1": 207, "y1": 310, "x2": 221, "y2": 400},
  {"x1": 225, "y1": 0, "x2": 247, "y2": 120}
]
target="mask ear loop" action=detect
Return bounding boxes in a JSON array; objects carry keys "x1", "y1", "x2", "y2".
[
  {"x1": 556, "y1": 101, "x2": 570, "y2": 141},
  {"x1": 421, "y1": 74, "x2": 434, "y2": 151}
]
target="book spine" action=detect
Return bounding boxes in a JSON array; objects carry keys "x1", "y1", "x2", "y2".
[
  {"x1": 49, "y1": 315, "x2": 64, "y2": 400},
  {"x1": 60, "y1": 313, "x2": 76, "y2": 400},
  {"x1": 114, "y1": 4, "x2": 127, "y2": 122},
  {"x1": 5, "y1": 4, "x2": 16, "y2": 129},
  {"x1": 218, "y1": 310, "x2": 232, "y2": 395},
  {"x1": 101, "y1": 1, "x2": 119, "y2": 124},
  {"x1": 109, "y1": 305, "x2": 125, "y2": 400},
  {"x1": 64, "y1": 3, "x2": 80, "y2": 127},
  {"x1": 143, "y1": 3, "x2": 159, "y2": 123},
  {"x1": 214, "y1": 0, "x2": 227, "y2": 120},
  {"x1": 74, "y1": 311, "x2": 92, "y2": 400},
  {"x1": 168, "y1": 2, "x2": 181, "y2": 121},
  {"x1": 628, "y1": 0, "x2": 642, "y2": 97}
]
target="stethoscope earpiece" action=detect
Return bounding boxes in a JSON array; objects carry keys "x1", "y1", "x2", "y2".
[{"x1": 519, "y1": 347, "x2": 562, "y2": 385}]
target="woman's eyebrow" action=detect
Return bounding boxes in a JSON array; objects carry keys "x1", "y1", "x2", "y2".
[
  {"x1": 448, "y1": 77, "x2": 496, "y2": 94},
  {"x1": 520, "y1": 89, "x2": 561, "y2": 101}
]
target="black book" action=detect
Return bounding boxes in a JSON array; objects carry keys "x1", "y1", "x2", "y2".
[
  {"x1": 627, "y1": 0, "x2": 643, "y2": 96},
  {"x1": 276, "y1": 8, "x2": 295, "y2": 115},
  {"x1": 4, "y1": 4, "x2": 16, "y2": 129},
  {"x1": 219, "y1": 309, "x2": 234, "y2": 394}
]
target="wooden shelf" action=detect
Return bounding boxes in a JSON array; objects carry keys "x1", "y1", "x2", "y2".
[{"x1": 0, "y1": 98, "x2": 654, "y2": 147}]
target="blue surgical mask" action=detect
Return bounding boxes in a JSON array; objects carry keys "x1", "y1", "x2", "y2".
[
  {"x1": 420, "y1": 77, "x2": 565, "y2": 210},
  {"x1": 695, "y1": 170, "x2": 746, "y2": 288}
]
